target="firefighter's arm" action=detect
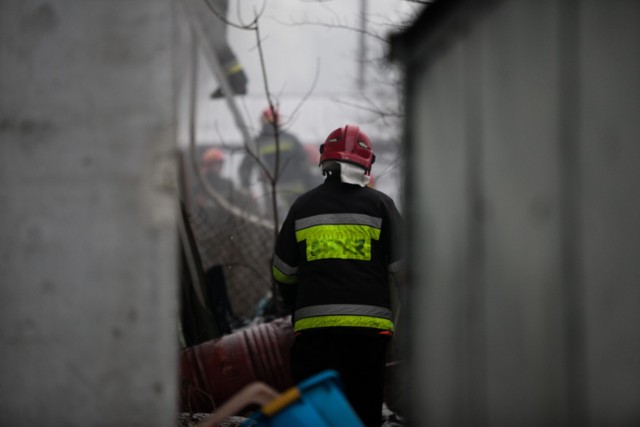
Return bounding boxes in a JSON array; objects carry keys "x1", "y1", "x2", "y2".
[
  {"x1": 272, "y1": 254, "x2": 297, "y2": 310},
  {"x1": 385, "y1": 197, "x2": 406, "y2": 326},
  {"x1": 272, "y1": 211, "x2": 299, "y2": 311},
  {"x1": 388, "y1": 260, "x2": 405, "y2": 326}
]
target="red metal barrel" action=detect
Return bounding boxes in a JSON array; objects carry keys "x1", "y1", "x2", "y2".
[{"x1": 180, "y1": 316, "x2": 295, "y2": 413}]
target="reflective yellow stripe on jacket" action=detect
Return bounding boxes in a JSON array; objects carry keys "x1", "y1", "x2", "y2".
[
  {"x1": 272, "y1": 254, "x2": 298, "y2": 284},
  {"x1": 295, "y1": 213, "x2": 382, "y2": 261},
  {"x1": 293, "y1": 304, "x2": 394, "y2": 332},
  {"x1": 259, "y1": 141, "x2": 295, "y2": 155}
]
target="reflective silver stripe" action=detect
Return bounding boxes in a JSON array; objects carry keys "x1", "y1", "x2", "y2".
[
  {"x1": 273, "y1": 255, "x2": 298, "y2": 275},
  {"x1": 295, "y1": 213, "x2": 382, "y2": 231},
  {"x1": 294, "y1": 304, "x2": 392, "y2": 320},
  {"x1": 388, "y1": 259, "x2": 404, "y2": 273}
]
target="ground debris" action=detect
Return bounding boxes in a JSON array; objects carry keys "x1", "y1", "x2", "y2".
[
  {"x1": 382, "y1": 403, "x2": 406, "y2": 426},
  {"x1": 179, "y1": 404, "x2": 405, "y2": 426},
  {"x1": 179, "y1": 413, "x2": 248, "y2": 427}
]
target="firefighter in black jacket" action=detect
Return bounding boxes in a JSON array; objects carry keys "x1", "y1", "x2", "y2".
[
  {"x1": 239, "y1": 107, "x2": 315, "y2": 220},
  {"x1": 272, "y1": 124, "x2": 404, "y2": 427}
]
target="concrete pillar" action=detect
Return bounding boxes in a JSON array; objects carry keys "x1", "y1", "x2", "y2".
[{"x1": 0, "y1": 1, "x2": 178, "y2": 425}]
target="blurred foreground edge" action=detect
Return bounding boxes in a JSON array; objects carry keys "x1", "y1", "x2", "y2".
[{"x1": 180, "y1": 316, "x2": 295, "y2": 414}]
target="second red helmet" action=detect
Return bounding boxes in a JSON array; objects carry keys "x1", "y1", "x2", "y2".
[
  {"x1": 261, "y1": 106, "x2": 280, "y2": 126},
  {"x1": 319, "y1": 124, "x2": 375, "y2": 173}
]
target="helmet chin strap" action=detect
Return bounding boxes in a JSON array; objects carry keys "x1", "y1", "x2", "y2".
[{"x1": 321, "y1": 160, "x2": 370, "y2": 187}]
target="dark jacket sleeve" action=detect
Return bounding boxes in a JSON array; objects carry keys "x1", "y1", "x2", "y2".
[
  {"x1": 383, "y1": 195, "x2": 405, "y2": 275},
  {"x1": 238, "y1": 151, "x2": 254, "y2": 187},
  {"x1": 272, "y1": 207, "x2": 299, "y2": 310},
  {"x1": 382, "y1": 195, "x2": 405, "y2": 323}
]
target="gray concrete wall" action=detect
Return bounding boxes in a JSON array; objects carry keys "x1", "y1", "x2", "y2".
[
  {"x1": 0, "y1": 2, "x2": 179, "y2": 426},
  {"x1": 579, "y1": 3, "x2": 640, "y2": 424},
  {"x1": 399, "y1": 1, "x2": 640, "y2": 425}
]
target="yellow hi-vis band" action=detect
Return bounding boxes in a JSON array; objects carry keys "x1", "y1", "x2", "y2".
[
  {"x1": 259, "y1": 141, "x2": 295, "y2": 155},
  {"x1": 294, "y1": 315, "x2": 394, "y2": 332},
  {"x1": 261, "y1": 387, "x2": 301, "y2": 417},
  {"x1": 226, "y1": 63, "x2": 243, "y2": 75},
  {"x1": 272, "y1": 265, "x2": 297, "y2": 284},
  {"x1": 296, "y1": 224, "x2": 381, "y2": 261},
  {"x1": 272, "y1": 255, "x2": 298, "y2": 284}
]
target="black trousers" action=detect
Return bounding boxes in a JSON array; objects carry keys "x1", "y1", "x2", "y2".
[{"x1": 290, "y1": 332, "x2": 389, "y2": 427}]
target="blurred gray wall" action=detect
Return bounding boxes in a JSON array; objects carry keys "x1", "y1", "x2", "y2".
[
  {"x1": 0, "y1": 2, "x2": 179, "y2": 425},
  {"x1": 392, "y1": 1, "x2": 640, "y2": 426}
]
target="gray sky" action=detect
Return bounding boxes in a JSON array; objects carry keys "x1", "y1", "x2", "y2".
[{"x1": 186, "y1": 0, "x2": 422, "y2": 146}]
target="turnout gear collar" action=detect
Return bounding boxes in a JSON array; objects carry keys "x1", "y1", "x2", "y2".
[{"x1": 321, "y1": 160, "x2": 370, "y2": 187}]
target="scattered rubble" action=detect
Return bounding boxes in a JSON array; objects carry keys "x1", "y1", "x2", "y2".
[{"x1": 178, "y1": 404, "x2": 405, "y2": 427}]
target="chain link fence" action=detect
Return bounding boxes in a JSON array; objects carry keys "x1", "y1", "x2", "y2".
[{"x1": 179, "y1": 146, "x2": 279, "y2": 336}]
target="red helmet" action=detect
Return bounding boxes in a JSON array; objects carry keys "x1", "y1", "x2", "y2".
[
  {"x1": 319, "y1": 124, "x2": 375, "y2": 172},
  {"x1": 261, "y1": 106, "x2": 280, "y2": 126},
  {"x1": 202, "y1": 147, "x2": 225, "y2": 165}
]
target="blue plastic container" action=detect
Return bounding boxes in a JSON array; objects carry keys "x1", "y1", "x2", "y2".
[{"x1": 241, "y1": 370, "x2": 364, "y2": 427}]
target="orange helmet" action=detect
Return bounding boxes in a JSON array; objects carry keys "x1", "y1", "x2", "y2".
[
  {"x1": 261, "y1": 106, "x2": 280, "y2": 126},
  {"x1": 202, "y1": 147, "x2": 225, "y2": 165},
  {"x1": 319, "y1": 124, "x2": 375, "y2": 173}
]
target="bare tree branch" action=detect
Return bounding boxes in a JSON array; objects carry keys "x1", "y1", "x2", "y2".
[
  {"x1": 330, "y1": 97, "x2": 403, "y2": 119},
  {"x1": 286, "y1": 57, "x2": 321, "y2": 130},
  {"x1": 203, "y1": 0, "x2": 261, "y2": 30},
  {"x1": 184, "y1": 14, "x2": 274, "y2": 231},
  {"x1": 273, "y1": 16, "x2": 388, "y2": 43}
]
